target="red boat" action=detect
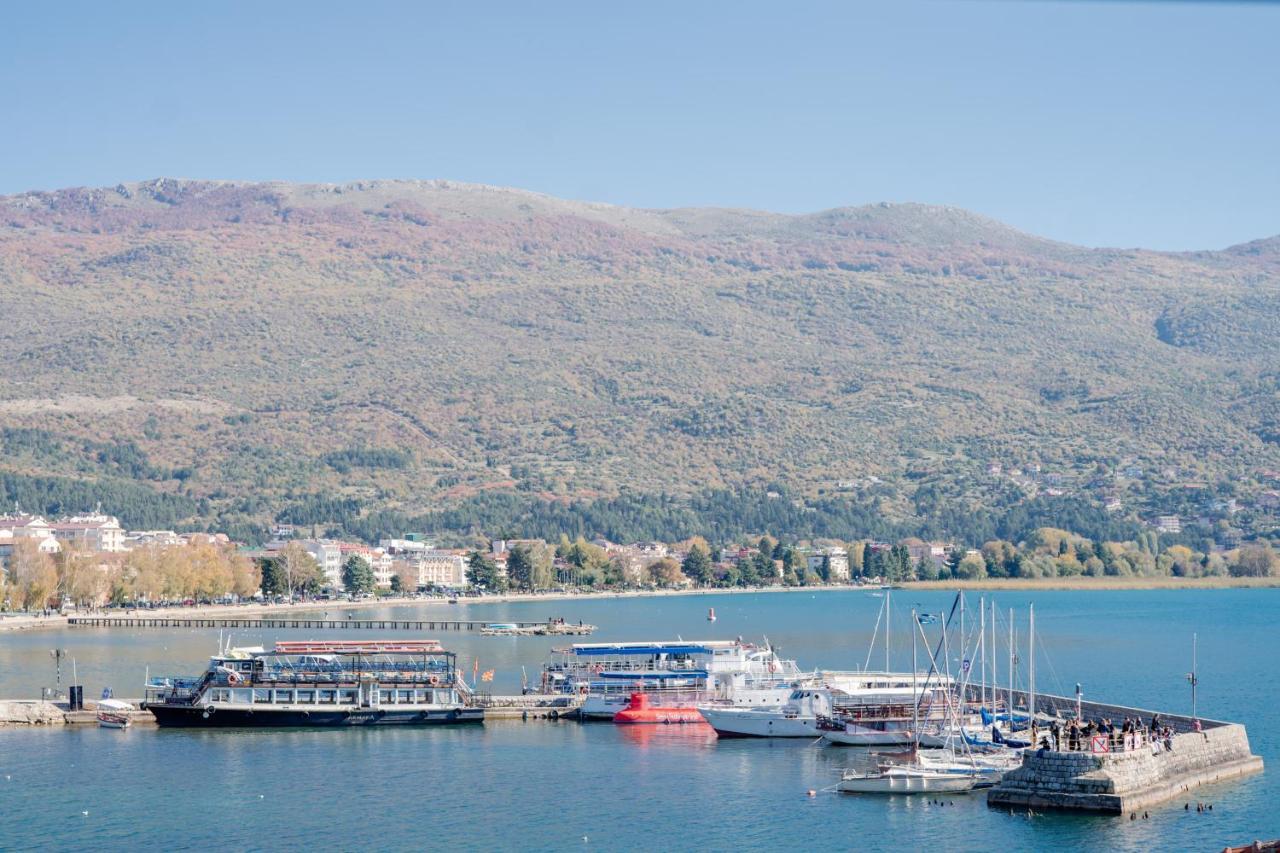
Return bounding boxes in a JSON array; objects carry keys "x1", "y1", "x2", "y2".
[{"x1": 613, "y1": 692, "x2": 705, "y2": 725}]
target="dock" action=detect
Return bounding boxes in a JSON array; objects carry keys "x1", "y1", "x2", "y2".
[
  {"x1": 982, "y1": 688, "x2": 1264, "y2": 814},
  {"x1": 67, "y1": 616, "x2": 595, "y2": 635},
  {"x1": 2, "y1": 695, "x2": 583, "y2": 726}
]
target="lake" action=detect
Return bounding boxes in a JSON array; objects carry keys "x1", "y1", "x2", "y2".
[{"x1": 0, "y1": 589, "x2": 1273, "y2": 851}]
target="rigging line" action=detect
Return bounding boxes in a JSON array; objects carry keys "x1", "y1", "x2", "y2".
[{"x1": 863, "y1": 595, "x2": 885, "y2": 673}]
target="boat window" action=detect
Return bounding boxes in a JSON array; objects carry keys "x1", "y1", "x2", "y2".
[
  {"x1": 397, "y1": 690, "x2": 413, "y2": 703},
  {"x1": 253, "y1": 689, "x2": 271, "y2": 704},
  {"x1": 379, "y1": 690, "x2": 394, "y2": 704},
  {"x1": 274, "y1": 690, "x2": 294, "y2": 704},
  {"x1": 415, "y1": 689, "x2": 430, "y2": 703},
  {"x1": 296, "y1": 690, "x2": 315, "y2": 703},
  {"x1": 212, "y1": 689, "x2": 231, "y2": 702},
  {"x1": 318, "y1": 690, "x2": 337, "y2": 704},
  {"x1": 234, "y1": 689, "x2": 253, "y2": 704},
  {"x1": 339, "y1": 689, "x2": 357, "y2": 704}
]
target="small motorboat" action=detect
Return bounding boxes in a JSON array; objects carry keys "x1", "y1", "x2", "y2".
[
  {"x1": 838, "y1": 762, "x2": 979, "y2": 794},
  {"x1": 707, "y1": 608, "x2": 716, "y2": 623},
  {"x1": 96, "y1": 698, "x2": 136, "y2": 729}
]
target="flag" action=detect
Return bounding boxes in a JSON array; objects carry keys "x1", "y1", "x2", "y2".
[
  {"x1": 473, "y1": 659, "x2": 479, "y2": 680},
  {"x1": 482, "y1": 669, "x2": 495, "y2": 683}
]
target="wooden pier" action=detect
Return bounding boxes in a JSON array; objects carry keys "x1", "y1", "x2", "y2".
[{"x1": 67, "y1": 616, "x2": 595, "y2": 634}]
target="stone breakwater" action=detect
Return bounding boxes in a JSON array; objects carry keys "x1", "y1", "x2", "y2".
[
  {"x1": 988, "y1": 723, "x2": 1263, "y2": 814},
  {"x1": 0, "y1": 701, "x2": 67, "y2": 726}
]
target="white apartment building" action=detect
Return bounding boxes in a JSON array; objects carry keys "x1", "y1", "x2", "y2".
[
  {"x1": 806, "y1": 547, "x2": 850, "y2": 582},
  {"x1": 393, "y1": 551, "x2": 468, "y2": 589},
  {"x1": 300, "y1": 539, "x2": 344, "y2": 589},
  {"x1": 49, "y1": 512, "x2": 126, "y2": 553}
]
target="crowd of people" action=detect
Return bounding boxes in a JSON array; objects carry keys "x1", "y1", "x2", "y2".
[{"x1": 1033, "y1": 712, "x2": 1183, "y2": 754}]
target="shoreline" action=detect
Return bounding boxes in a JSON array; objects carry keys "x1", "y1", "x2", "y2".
[
  {"x1": 900, "y1": 576, "x2": 1280, "y2": 591},
  {"x1": 3, "y1": 576, "x2": 1274, "y2": 634}
]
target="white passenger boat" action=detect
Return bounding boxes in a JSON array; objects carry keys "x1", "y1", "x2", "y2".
[
  {"x1": 539, "y1": 640, "x2": 801, "y2": 720},
  {"x1": 96, "y1": 698, "x2": 135, "y2": 729},
  {"x1": 838, "y1": 762, "x2": 980, "y2": 794},
  {"x1": 143, "y1": 640, "x2": 483, "y2": 727}
]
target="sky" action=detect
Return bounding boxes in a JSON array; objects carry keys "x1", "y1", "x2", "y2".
[{"x1": 1, "y1": 1, "x2": 1277, "y2": 250}]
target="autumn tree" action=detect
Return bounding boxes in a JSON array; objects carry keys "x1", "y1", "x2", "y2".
[
  {"x1": 646, "y1": 557, "x2": 684, "y2": 587},
  {"x1": 276, "y1": 542, "x2": 324, "y2": 597},
  {"x1": 8, "y1": 539, "x2": 57, "y2": 611}
]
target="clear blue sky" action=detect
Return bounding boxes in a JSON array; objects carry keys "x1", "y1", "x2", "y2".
[{"x1": 2, "y1": 1, "x2": 1277, "y2": 250}]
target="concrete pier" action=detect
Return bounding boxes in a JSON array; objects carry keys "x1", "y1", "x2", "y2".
[{"x1": 983, "y1": 689, "x2": 1264, "y2": 814}]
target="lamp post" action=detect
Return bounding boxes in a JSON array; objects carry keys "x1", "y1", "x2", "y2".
[{"x1": 50, "y1": 648, "x2": 66, "y2": 692}]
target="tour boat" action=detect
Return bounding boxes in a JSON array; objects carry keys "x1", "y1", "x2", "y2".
[
  {"x1": 705, "y1": 675, "x2": 951, "y2": 740},
  {"x1": 613, "y1": 692, "x2": 704, "y2": 724},
  {"x1": 537, "y1": 640, "x2": 802, "y2": 720},
  {"x1": 143, "y1": 640, "x2": 483, "y2": 727},
  {"x1": 96, "y1": 698, "x2": 135, "y2": 729},
  {"x1": 838, "y1": 763, "x2": 979, "y2": 794}
]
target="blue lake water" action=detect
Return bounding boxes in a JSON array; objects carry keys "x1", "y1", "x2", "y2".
[{"x1": 0, "y1": 589, "x2": 1274, "y2": 851}]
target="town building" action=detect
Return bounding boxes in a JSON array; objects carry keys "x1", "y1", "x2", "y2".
[{"x1": 49, "y1": 512, "x2": 126, "y2": 553}]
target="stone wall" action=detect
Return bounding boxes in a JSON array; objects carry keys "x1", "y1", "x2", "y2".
[{"x1": 988, "y1": 723, "x2": 1263, "y2": 814}]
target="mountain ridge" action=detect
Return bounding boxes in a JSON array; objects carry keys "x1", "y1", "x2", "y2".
[
  {"x1": 9, "y1": 177, "x2": 1272, "y2": 253},
  {"x1": 1, "y1": 178, "x2": 1277, "y2": 541}
]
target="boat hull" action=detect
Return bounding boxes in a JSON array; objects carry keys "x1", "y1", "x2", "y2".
[
  {"x1": 699, "y1": 708, "x2": 819, "y2": 738},
  {"x1": 821, "y1": 728, "x2": 915, "y2": 746},
  {"x1": 838, "y1": 773, "x2": 978, "y2": 794},
  {"x1": 146, "y1": 704, "x2": 485, "y2": 728}
]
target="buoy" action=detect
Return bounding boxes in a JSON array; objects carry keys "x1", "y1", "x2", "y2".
[{"x1": 707, "y1": 608, "x2": 716, "y2": 622}]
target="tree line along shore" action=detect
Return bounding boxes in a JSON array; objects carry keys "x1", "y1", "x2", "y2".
[{"x1": 3, "y1": 518, "x2": 1279, "y2": 612}]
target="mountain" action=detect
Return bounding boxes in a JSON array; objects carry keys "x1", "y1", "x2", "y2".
[{"x1": 1, "y1": 179, "x2": 1277, "y2": 542}]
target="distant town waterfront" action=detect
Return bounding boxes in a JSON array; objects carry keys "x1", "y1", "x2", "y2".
[{"x1": 3, "y1": 507, "x2": 1280, "y2": 619}]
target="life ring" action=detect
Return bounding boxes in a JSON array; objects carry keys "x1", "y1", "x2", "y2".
[
  {"x1": 768, "y1": 661, "x2": 777, "y2": 673},
  {"x1": 227, "y1": 671, "x2": 242, "y2": 686},
  {"x1": 428, "y1": 675, "x2": 440, "y2": 686}
]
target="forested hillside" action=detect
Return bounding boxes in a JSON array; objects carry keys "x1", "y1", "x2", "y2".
[{"x1": 1, "y1": 179, "x2": 1277, "y2": 545}]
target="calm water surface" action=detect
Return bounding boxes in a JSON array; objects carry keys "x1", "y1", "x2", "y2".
[{"x1": 0, "y1": 589, "x2": 1273, "y2": 851}]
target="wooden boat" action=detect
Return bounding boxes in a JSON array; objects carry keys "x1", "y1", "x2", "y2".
[{"x1": 97, "y1": 698, "x2": 135, "y2": 729}]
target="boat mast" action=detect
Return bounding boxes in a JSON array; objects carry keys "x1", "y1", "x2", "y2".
[
  {"x1": 1028, "y1": 603, "x2": 1036, "y2": 722},
  {"x1": 911, "y1": 608, "x2": 919, "y2": 747},
  {"x1": 885, "y1": 588, "x2": 891, "y2": 672},
  {"x1": 979, "y1": 596, "x2": 986, "y2": 711},
  {"x1": 1008, "y1": 608, "x2": 1014, "y2": 717},
  {"x1": 990, "y1": 599, "x2": 997, "y2": 711}
]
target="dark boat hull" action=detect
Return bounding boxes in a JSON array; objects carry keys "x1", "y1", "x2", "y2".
[{"x1": 146, "y1": 704, "x2": 485, "y2": 728}]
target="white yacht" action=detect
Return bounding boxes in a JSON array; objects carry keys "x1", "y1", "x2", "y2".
[{"x1": 700, "y1": 687, "x2": 834, "y2": 737}]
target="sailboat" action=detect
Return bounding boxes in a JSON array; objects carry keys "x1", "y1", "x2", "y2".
[{"x1": 839, "y1": 607, "x2": 980, "y2": 795}]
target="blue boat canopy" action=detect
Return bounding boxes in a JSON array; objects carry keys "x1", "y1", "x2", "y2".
[{"x1": 572, "y1": 644, "x2": 713, "y2": 656}]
